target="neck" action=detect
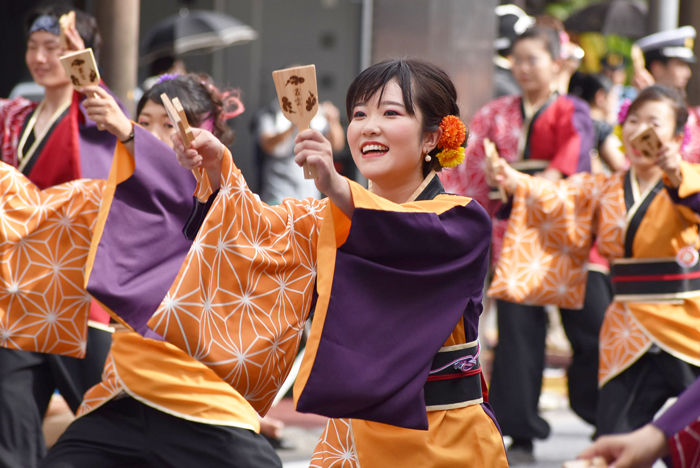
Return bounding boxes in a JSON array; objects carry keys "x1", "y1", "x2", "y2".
[
  {"x1": 523, "y1": 86, "x2": 552, "y2": 110},
  {"x1": 370, "y1": 171, "x2": 425, "y2": 204},
  {"x1": 633, "y1": 163, "x2": 663, "y2": 186},
  {"x1": 42, "y1": 84, "x2": 73, "y2": 114}
]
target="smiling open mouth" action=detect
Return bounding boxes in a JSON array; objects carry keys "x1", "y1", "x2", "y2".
[{"x1": 361, "y1": 144, "x2": 389, "y2": 155}]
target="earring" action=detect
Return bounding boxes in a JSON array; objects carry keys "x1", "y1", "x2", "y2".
[{"x1": 424, "y1": 155, "x2": 432, "y2": 162}]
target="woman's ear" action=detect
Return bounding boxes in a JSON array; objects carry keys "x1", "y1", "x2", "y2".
[{"x1": 423, "y1": 127, "x2": 443, "y2": 154}]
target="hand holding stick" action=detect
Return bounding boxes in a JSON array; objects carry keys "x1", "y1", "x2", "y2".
[
  {"x1": 484, "y1": 138, "x2": 508, "y2": 202},
  {"x1": 272, "y1": 65, "x2": 320, "y2": 179}
]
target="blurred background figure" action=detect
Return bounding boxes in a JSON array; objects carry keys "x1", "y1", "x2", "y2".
[
  {"x1": 635, "y1": 26, "x2": 700, "y2": 163},
  {"x1": 252, "y1": 97, "x2": 344, "y2": 204},
  {"x1": 494, "y1": 4, "x2": 534, "y2": 98},
  {"x1": 569, "y1": 72, "x2": 626, "y2": 172}
]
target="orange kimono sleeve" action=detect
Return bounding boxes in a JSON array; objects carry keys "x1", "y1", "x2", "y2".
[
  {"x1": 147, "y1": 149, "x2": 326, "y2": 415},
  {"x1": 488, "y1": 172, "x2": 606, "y2": 309},
  {"x1": 0, "y1": 161, "x2": 104, "y2": 357}
]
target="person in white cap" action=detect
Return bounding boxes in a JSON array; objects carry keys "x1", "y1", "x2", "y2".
[
  {"x1": 635, "y1": 26, "x2": 700, "y2": 162},
  {"x1": 494, "y1": 4, "x2": 535, "y2": 98}
]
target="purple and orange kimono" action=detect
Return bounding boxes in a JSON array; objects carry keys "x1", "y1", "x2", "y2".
[
  {"x1": 0, "y1": 87, "x2": 123, "y2": 344},
  {"x1": 0, "y1": 126, "x2": 262, "y2": 430},
  {"x1": 91, "y1": 148, "x2": 507, "y2": 467}
]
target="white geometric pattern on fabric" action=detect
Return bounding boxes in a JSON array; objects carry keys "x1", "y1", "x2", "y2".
[
  {"x1": 310, "y1": 419, "x2": 358, "y2": 468},
  {"x1": 149, "y1": 150, "x2": 325, "y2": 416},
  {"x1": 0, "y1": 162, "x2": 103, "y2": 357}
]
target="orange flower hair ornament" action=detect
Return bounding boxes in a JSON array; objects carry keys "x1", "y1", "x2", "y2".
[{"x1": 436, "y1": 115, "x2": 467, "y2": 168}]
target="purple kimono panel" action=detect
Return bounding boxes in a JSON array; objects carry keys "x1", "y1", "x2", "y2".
[
  {"x1": 665, "y1": 183, "x2": 700, "y2": 215},
  {"x1": 78, "y1": 85, "x2": 129, "y2": 179},
  {"x1": 86, "y1": 126, "x2": 196, "y2": 336},
  {"x1": 296, "y1": 200, "x2": 492, "y2": 430}
]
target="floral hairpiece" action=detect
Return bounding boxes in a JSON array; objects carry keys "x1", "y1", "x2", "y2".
[
  {"x1": 613, "y1": 99, "x2": 633, "y2": 154},
  {"x1": 157, "y1": 73, "x2": 179, "y2": 84},
  {"x1": 617, "y1": 98, "x2": 631, "y2": 125},
  {"x1": 436, "y1": 115, "x2": 467, "y2": 168}
]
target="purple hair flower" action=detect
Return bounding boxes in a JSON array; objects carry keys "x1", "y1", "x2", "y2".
[
  {"x1": 157, "y1": 73, "x2": 179, "y2": 84},
  {"x1": 618, "y1": 98, "x2": 632, "y2": 125}
]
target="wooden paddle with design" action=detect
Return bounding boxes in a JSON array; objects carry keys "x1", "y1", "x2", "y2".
[{"x1": 272, "y1": 65, "x2": 319, "y2": 179}]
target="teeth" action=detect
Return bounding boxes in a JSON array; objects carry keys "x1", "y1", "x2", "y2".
[{"x1": 362, "y1": 144, "x2": 389, "y2": 154}]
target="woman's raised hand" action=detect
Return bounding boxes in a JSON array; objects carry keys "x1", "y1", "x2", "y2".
[
  {"x1": 171, "y1": 128, "x2": 225, "y2": 190},
  {"x1": 294, "y1": 129, "x2": 345, "y2": 196},
  {"x1": 82, "y1": 86, "x2": 132, "y2": 139},
  {"x1": 484, "y1": 154, "x2": 519, "y2": 195},
  {"x1": 656, "y1": 142, "x2": 683, "y2": 188},
  {"x1": 294, "y1": 129, "x2": 353, "y2": 216}
]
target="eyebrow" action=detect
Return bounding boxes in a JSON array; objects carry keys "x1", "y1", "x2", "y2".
[{"x1": 354, "y1": 100, "x2": 406, "y2": 108}]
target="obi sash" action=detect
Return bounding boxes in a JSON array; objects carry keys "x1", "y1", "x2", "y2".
[
  {"x1": 425, "y1": 340, "x2": 483, "y2": 411},
  {"x1": 612, "y1": 257, "x2": 700, "y2": 301}
]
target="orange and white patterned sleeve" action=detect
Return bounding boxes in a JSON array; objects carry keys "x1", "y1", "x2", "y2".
[
  {"x1": 0, "y1": 161, "x2": 104, "y2": 357},
  {"x1": 488, "y1": 172, "x2": 607, "y2": 309},
  {"x1": 148, "y1": 149, "x2": 326, "y2": 415}
]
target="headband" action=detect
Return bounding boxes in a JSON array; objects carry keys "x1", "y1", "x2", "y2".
[{"x1": 29, "y1": 15, "x2": 60, "y2": 37}]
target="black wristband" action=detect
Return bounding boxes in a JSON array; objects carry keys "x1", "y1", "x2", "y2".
[{"x1": 120, "y1": 129, "x2": 135, "y2": 144}]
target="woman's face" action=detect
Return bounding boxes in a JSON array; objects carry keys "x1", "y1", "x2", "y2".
[
  {"x1": 622, "y1": 99, "x2": 682, "y2": 169},
  {"x1": 138, "y1": 100, "x2": 176, "y2": 147},
  {"x1": 26, "y1": 31, "x2": 71, "y2": 89},
  {"x1": 347, "y1": 79, "x2": 437, "y2": 186},
  {"x1": 511, "y1": 38, "x2": 559, "y2": 94}
]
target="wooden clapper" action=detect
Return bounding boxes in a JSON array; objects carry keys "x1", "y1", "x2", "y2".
[
  {"x1": 59, "y1": 48, "x2": 102, "y2": 128},
  {"x1": 483, "y1": 138, "x2": 508, "y2": 202},
  {"x1": 161, "y1": 93, "x2": 202, "y2": 184},
  {"x1": 272, "y1": 65, "x2": 319, "y2": 179}
]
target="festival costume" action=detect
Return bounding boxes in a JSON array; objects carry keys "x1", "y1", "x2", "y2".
[
  {"x1": 90, "y1": 145, "x2": 508, "y2": 467},
  {"x1": 36, "y1": 126, "x2": 277, "y2": 467},
  {"x1": 488, "y1": 163, "x2": 700, "y2": 434},
  {"x1": 0, "y1": 123, "x2": 280, "y2": 466},
  {"x1": 439, "y1": 93, "x2": 604, "y2": 441},
  {"x1": 0, "y1": 90, "x2": 116, "y2": 468}
]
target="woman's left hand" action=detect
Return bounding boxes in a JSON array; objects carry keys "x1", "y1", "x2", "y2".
[{"x1": 656, "y1": 143, "x2": 682, "y2": 187}]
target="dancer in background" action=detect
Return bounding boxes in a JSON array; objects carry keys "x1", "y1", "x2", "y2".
[
  {"x1": 440, "y1": 24, "x2": 601, "y2": 465},
  {"x1": 0, "y1": 6, "x2": 119, "y2": 467},
  {"x1": 487, "y1": 85, "x2": 700, "y2": 446}
]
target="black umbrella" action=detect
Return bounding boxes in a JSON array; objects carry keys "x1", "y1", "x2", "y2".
[
  {"x1": 564, "y1": 0, "x2": 648, "y2": 39},
  {"x1": 140, "y1": 8, "x2": 258, "y2": 63}
]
